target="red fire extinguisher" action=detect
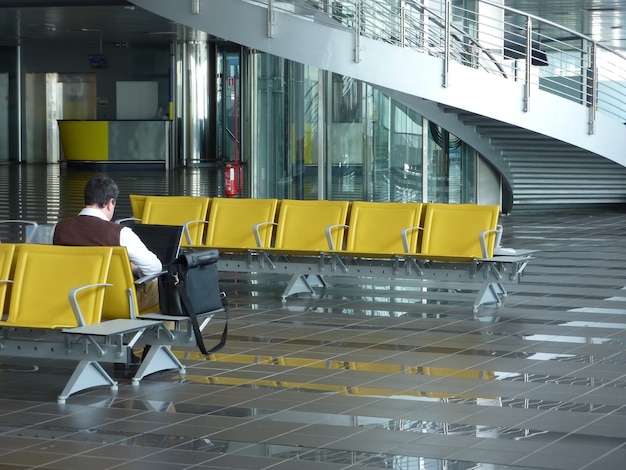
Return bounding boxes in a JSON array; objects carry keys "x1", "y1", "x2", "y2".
[
  {"x1": 224, "y1": 160, "x2": 243, "y2": 197},
  {"x1": 224, "y1": 75, "x2": 243, "y2": 197}
]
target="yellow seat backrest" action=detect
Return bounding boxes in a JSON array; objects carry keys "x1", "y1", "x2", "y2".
[
  {"x1": 420, "y1": 203, "x2": 500, "y2": 258},
  {"x1": 273, "y1": 200, "x2": 350, "y2": 251},
  {"x1": 0, "y1": 243, "x2": 16, "y2": 315},
  {"x1": 129, "y1": 194, "x2": 147, "y2": 220},
  {"x1": 132, "y1": 195, "x2": 199, "y2": 220},
  {"x1": 2, "y1": 245, "x2": 112, "y2": 329},
  {"x1": 102, "y1": 246, "x2": 140, "y2": 321},
  {"x1": 345, "y1": 202, "x2": 424, "y2": 254},
  {"x1": 204, "y1": 198, "x2": 279, "y2": 248},
  {"x1": 130, "y1": 195, "x2": 196, "y2": 221},
  {"x1": 141, "y1": 196, "x2": 211, "y2": 246}
]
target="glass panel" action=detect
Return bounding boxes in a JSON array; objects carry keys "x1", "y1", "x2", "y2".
[
  {"x1": 249, "y1": 52, "x2": 477, "y2": 203},
  {"x1": 448, "y1": 134, "x2": 463, "y2": 203},
  {"x1": 251, "y1": 54, "x2": 285, "y2": 198},
  {"x1": 371, "y1": 90, "x2": 424, "y2": 202},
  {"x1": 250, "y1": 54, "x2": 320, "y2": 199},
  {"x1": 293, "y1": 64, "x2": 320, "y2": 199},
  {"x1": 327, "y1": 73, "x2": 363, "y2": 200},
  {"x1": 218, "y1": 50, "x2": 240, "y2": 163},
  {"x1": 390, "y1": 102, "x2": 423, "y2": 202},
  {"x1": 371, "y1": 89, "x2": 391, "y2": 201},
  {"x1": 428, "y1": 123, "x2": 476, "y2": 203},
  {"x1": 428, "y1": 123, "x2": 449, "y2": 202},
  {"x1": 459, "y1": 143, "x2": 477, "y2": 203},
  {"x1": 281, "y1": 62, "x2": 320, "y2": 200}
]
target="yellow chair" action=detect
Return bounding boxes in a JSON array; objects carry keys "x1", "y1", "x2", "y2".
[
  {"x1": 260, "y1": 200, "x2": 350, "y2": 299},
  {"x1": 273, "y1": 200, "x2": 351, "y2": 252},
  {"x1": 0, "y1": 245, "x2": 112, "y2": 329},
  {"x1": 343, "y1": 201, "x2": 425, "y2": 255},
  {"x1": 420, "y1": 203, "x2": 500, "y2": 258},
  {"x1": 130, "y1": 195, "x2": 199, "y2": 221},
  {"x1": 104, "y1": 245, "x2": 190, "y2": 318},
  {"x1": 141, "y1": 196, "x2": 211, "y2": 246},
  {"x1": 129, "y1": 194, "x2": 148, "y2": 221},
  {"x1": 201, "y1": 198, "x2": 279, "y2": 249},
  {"x1": 0, "y1": 243, "x2": 16, "y2": 315},
  {"x1": 101, "y1": 246, "x2": 141, "y2": 321}
]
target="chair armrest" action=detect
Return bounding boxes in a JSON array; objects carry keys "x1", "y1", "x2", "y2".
[
  {"x1": 135, "y1": 271, "x2": 163, "y2": 285},
  {"x1": 0, "y1": 220, "x2": 39, "y2": 243},
  {"x1": 401, "y1": 226, "x2": 423, "y2": 253},
  {"x1": 115, "y1": 217, "x2": 141, "y2": 225},
  {"x1": 183, "y1": 220, "x2": 208, "y2": 245},
  {"x1": 326, "y1": 224, "x2": 348, "y2": 250},
  {"x1": 494, "y1": 224, "x2": 503, "y2": 248},
  {"x1": 68, "y1": 283, "x2": 112, "y2": 327},
  {"x1": 479, "y1": 226, "x2": 503, "y2": 258},
  {"x1": 253, "y1": 222, "x2": 277, "y2": 248},
  {"x1": 125, "y1": 287, "x2": 138, "y2": 320}
]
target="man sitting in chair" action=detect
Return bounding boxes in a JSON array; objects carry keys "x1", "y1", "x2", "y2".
[{"x1": 53, "y1": 174, "x2": 162, "y2": 312}]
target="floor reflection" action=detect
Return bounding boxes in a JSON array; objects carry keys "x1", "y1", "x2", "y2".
[{"x1": 0, "y1": 164, "x2": 625, "y2": 469}]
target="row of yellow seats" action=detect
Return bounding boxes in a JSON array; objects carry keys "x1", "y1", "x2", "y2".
[
  {"x1": 129, "y1": 195, "x2": 501, "y2": 258},
  {"x1": 0, "y1": 244, "x2": 115, "y2": 329},
  {"x1": 0, "y1": 243, "x2": 154, "y2": 328}
]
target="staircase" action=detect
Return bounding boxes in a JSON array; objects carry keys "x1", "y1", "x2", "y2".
[
  {"x1": 132, "y1": 0, "x2": 626, "y2": 209},
  {"x1": 383, "y1": 92, "x2": 626, "y2": 209}
]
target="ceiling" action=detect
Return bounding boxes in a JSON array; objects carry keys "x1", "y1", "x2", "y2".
[
  {"x1": 0, "y1": 1, "x2": 189, "y2": 48},
  {"x1": 0, "y1": 0, "x2": 624, "y2": 51},
  {"x1": 506, "y1": 0, "x2": 626, "y2": 49}
]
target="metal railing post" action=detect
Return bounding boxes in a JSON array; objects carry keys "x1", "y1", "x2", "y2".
[
  {"x1": 443, "y1": 0, "x2": 451, "y2": 87},
  {"x1": 268, "y1": 0, "x2": 275, "y2": 38},
  {"x1": 400, "y1": 0, "x2": 406, "y2": 48},
  {"x1": 524, "y1": 16, "x2": 532, "y2": 112},
  {"x1": 588, "y1": 41, "x2": 598, "y2": 135},
  {"x1": 355, "y1": 0, "x2": 361, "y2": 62}
]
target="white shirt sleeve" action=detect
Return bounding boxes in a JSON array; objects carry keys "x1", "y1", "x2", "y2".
[{"x1": 119, "y1": 226, "x2": 163, "y2": 278}]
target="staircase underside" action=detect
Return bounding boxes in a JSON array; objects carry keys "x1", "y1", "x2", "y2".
[
  {"x1": 382, "y1": 90, "x2": 626, "y2": 209},
  {"x1": 133, "y1": 0, "x2": 626, "y2": 209}
]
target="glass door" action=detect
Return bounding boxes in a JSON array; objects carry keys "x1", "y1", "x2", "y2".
[{"x1": 217, "y1": 48, "x2": 241, "y2": 165}]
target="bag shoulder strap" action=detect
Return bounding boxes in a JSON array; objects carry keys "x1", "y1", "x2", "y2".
[{"x1": 175, "y1": 279, "x2": 228, "y2": 355}]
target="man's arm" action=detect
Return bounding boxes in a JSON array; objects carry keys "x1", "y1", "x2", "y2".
[{"x1": 120, "y1": 226, "x2": 163, "y2": 278}]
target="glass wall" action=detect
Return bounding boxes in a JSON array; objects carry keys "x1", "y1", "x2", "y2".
[
  {"x1": 217, "y1": 49, "x2": 241, "y2": 165},
  {"x1": 250, "y1": 51, "x2": 478, "y2": 203}
]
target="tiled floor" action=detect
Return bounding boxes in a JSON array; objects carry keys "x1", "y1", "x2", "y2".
[{"x1": 0, "y1": 164, "x2": 625, "y2": 469}]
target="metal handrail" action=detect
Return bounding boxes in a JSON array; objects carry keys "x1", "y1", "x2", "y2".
[{"x1": 257, "y1": 0, "x2": 626, "y2": 132}]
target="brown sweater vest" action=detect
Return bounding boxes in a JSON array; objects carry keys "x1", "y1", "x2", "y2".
[{"x1": 53, "y1": 215, "x2": 124, "y2": 247}]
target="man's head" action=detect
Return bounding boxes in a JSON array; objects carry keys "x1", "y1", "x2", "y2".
[{"x1": 84, "y1": 174, "x2": 119, "y2": 220}]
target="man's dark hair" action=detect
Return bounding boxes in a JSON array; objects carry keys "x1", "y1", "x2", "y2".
[{"x1": 84, "y1": 174, "x2": 119, "y2": 208}]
